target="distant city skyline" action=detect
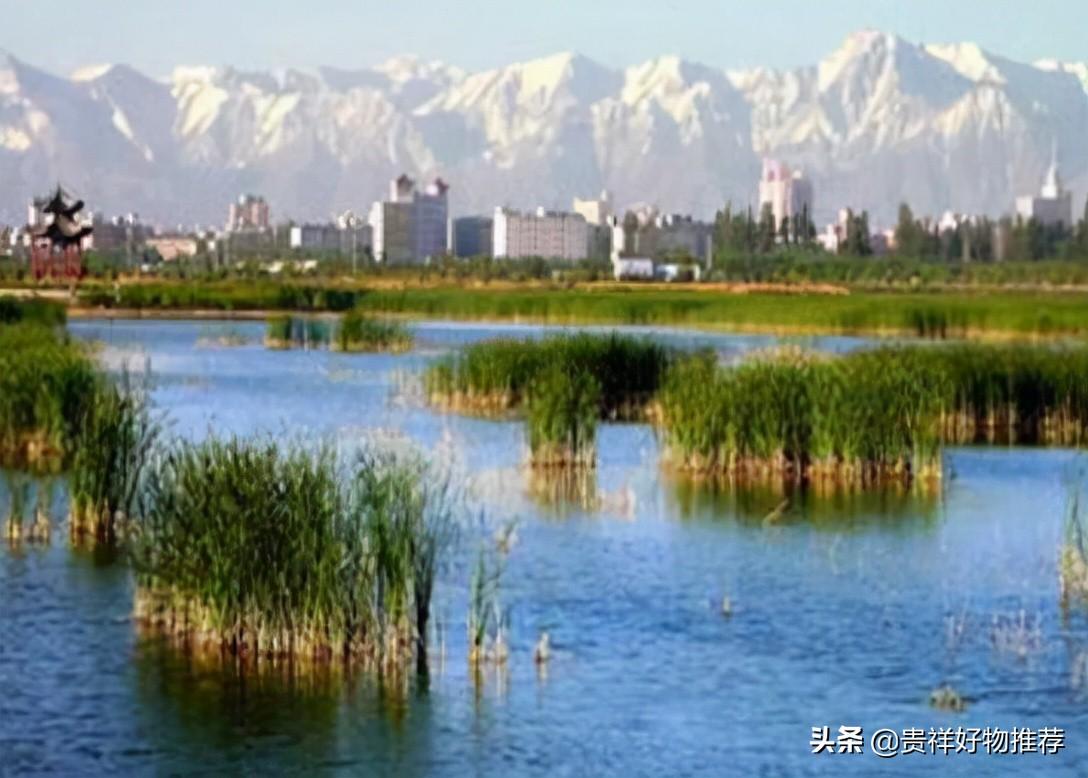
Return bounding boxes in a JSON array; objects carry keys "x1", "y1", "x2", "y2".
[{"x1": 4, "y1": 0, "x2": 1086, "y2": 77}]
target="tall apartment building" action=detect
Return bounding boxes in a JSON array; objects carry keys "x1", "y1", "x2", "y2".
[
  {"x1": 492, "y1": 206, "x2": 588, "y2": 261},
  {"x1": 226, "y1": 194, "x2": 270, "y2": 232},
  {"x1": 1016, "y1": 149, "x2": 1073, "y2": 228},
  {"x1": 758, "y1": 159, "x2": 814, "y2": 236},
  {"x1": 368, "y1": 175, "x2": 449, "y2": 263}
]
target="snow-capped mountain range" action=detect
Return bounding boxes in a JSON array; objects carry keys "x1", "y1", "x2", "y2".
[{"x1": 1, "y1": 29, "x2": 1086, "y2": 228}]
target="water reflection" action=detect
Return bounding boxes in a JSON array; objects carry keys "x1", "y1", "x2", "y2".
[
  {"x1": 666, "y1": 474, "x2": 941, "y2": 529},
  {"x1": 132, "y1": 635, "x2": 441, "y2": 774}
]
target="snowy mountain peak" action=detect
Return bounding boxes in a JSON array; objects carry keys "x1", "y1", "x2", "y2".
[
  {"x1": 0, "y1": 30, "x2": 1086, "y2": 227},
  {"x1": 926, "y1": 42, "x2": 1005, "y2": 84},
  {"x1": 1035, "y1": 59, "x2": 1088, "y2": 94},
  {"x1": 71, "y1": 63, "x2": 115, "y2": 82}
]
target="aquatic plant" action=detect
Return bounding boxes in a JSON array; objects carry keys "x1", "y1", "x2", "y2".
[
  {"x1": 990, "y1": 610, "x2": 1043, "y2": 660},
  {"x1": 467, "y1": 545, "x2": 506, "y2": 666},
  {"x1": 334, "y1": 310, "x2": 412, "y2": 353},
  {"x1": 131, "y1": 438, "x2": 456, "y2": 672},
  {"x1": 526, "y1": 365, "x2": 600, "y2": 468},
  {"x1": 0, "y1": 296, "x2": 67, "y2": 327},
  {"x1": 929, "y1": 684, "x2": 967, "y2": 712},
  {"x1": 29, "y1": 477, "x2": 55, "y2": 543},
  {"x1": 0, "y1": 323, "x2": 99, "y2": 470},
  {"x1": 68, "y1": 373, "x2": 161, "y2": 543},
  {"x1": 1061, "y1": 481, "x2": 1088, "y2": 607},
  {"x1": 3, "y1": 471, "x2": 30, "y2": 543},
  {"x1": 265, "y1": 315, "x2": 331, "y2": 349},
  {"x1": 426, "y1": 332, "x2": 672, "y2": 420},
  {"x1": 659, "y1": 343, "x2": 1088, "y2": 489}
]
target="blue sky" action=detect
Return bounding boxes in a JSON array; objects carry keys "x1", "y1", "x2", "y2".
[{"x1": 5, "y1": 0, "x2": 1085, "y2": 75}]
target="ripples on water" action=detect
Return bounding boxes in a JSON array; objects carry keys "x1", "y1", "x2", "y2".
[{"x1": 1, "y1": 319, "x2": 1087, "y2": 776}]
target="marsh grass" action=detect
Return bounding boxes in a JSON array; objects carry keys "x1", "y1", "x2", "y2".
[
  {"x1": 1061, "y1": 482, "x2": 1088, "y2": 607},
  {"x1": 265, "y1": 315, "x2": 332, "y2": 350},
  {"x1": 660, "y1": 344, "x2": 1088, "y2": 490},
  {"x1": 526, "y1": 366, "x2": 599, "y2": 468},
  {"x1": 0, "y1": 323, "x2": 98, "y2": 471},
  {"x1": 425, "y1": 333, "x2": 672, "y2": 420},
  {"x1": 3, "y1": 471, "x2": 30, "y2": 544},
  {"x1": 467, "y1": 546, "x2": 507, "y2": 665},
  {"x1": 0, "y1": 296, "x2": 67, "y2": 327},
  {"x1": 334, "y1": 310, "x2": 412, "y2": 353},
  {"x1": 131, "y1": 438, "x2": 457, "y2": 673},
  {"x1": 69, "y1": 372, "x2": 162, "y2": 544}
]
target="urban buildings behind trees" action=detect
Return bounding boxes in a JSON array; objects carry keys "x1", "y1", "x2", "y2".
[
  {"x1": 1016, "y1": 148, "x2": 1074, "y2": 228},
  {"x1": 758, "y1": 158, "x2": 814, "y2": 240}
]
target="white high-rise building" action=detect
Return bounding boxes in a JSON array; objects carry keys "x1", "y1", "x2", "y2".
[
  {"x1": 758, "y1": 159, "x2": 814, "y2": 236},
  {"x1": 368, "y1": 174, "x2": 449, "y2": 263},
  {"x1": 1016, "y1": 147, "x2": 1073, "y2": 228},
  {"x1": 493, "y1": 207, "x2": 588, "y2": 261}
]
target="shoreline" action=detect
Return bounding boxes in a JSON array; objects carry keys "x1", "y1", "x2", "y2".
[{"x1": 63, "y1": 305, "x2": 1076, "y2": 342}]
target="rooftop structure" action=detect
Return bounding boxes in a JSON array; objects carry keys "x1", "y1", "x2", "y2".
[{"x1": 368, "y1": 175, "x2": 449, "y2": 264}]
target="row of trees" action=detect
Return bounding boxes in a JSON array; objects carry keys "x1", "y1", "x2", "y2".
[
  {"x1": 711, "y1": 195, "x2": 1088, "y2": 267},
  {"x1": 895, "y1": 201, "x2": 1088, "y2": 263},
  {"x1": 713, "y1": 203, "x2": 818, "y2": 258}
]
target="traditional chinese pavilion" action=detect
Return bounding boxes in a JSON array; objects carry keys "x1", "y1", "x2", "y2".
[{"x1": 29, "y1": 186, "x2": 92, "y2": 280}]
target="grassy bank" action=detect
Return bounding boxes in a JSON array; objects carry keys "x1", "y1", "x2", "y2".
[
  {"x1": 74, "y1": 280, "x2": 1088, "y2": 338},
  {"x1": 659, "y1": 344, "x2": 1088, "y2": 489},
  {"x1": 360, "y1": 286, "x2": 1088, "y2": 338}
]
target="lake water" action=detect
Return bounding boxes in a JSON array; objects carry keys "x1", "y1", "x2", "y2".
[{"x1": 2, "y1": 319, "x2": 1087, "y2": 776}]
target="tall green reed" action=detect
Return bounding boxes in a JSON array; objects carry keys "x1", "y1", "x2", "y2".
[
  {"x1": 69, "y1": 371, "x2": 162, "y2": 543},
  {"x1": 131, "y1": 438, "x2": 456, "y2": 672}
]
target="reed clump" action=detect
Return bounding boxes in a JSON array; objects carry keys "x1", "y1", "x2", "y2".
[
  {"x1": 425, "y1": 332, "x2": 673, "y2": 420},
  {"x1": 526, "y1": 365, "x2": 599, "y2": 468},
  {"x1": 0, "y1": 323, "x2": 99, "y2": 471},
  {"x1": 333, "y1": 310, "x2": 412, "y2": 353},
  {"x1": 68, "y1": 373, "x2": 161, "y2": 543},
  {"x1": 659, "y1": 350, "x2": 943, "y2": 489},
  {"x1": 660, "y1": 343, "x2": 1088, "y2": 490},
  {"x1": 131, "y1": 439, "x2": 456, "y2": 673},
  {"x1": 265, "y1": 316, "x2": 331, "y2": 350}
]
